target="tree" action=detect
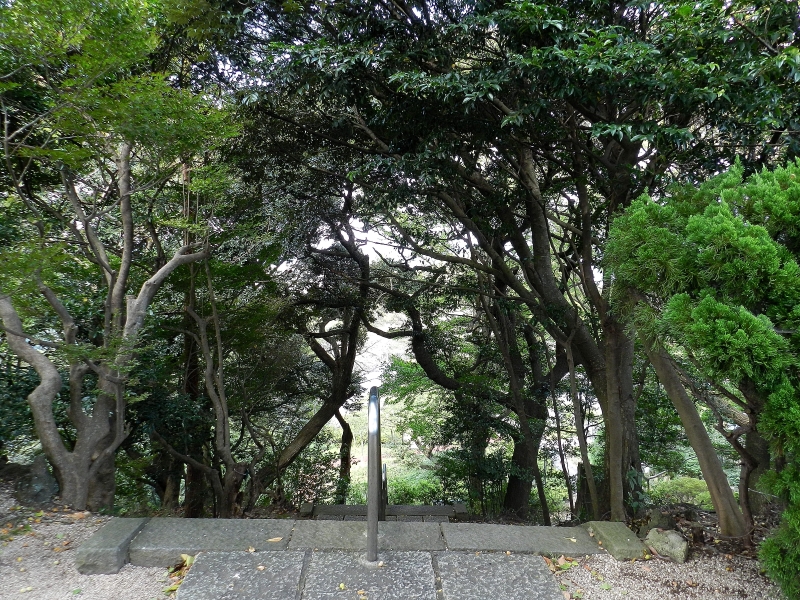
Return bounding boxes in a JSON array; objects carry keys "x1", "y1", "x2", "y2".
[
  {"x1": 209, "y1": 0, "x2": 797, "y2": 521},
  {"x1": 606, "y1": 160, "x2": 800, "y2": 576},
  {"x1": 0, "y1": 0, "x2": 227, "y2": 509}
]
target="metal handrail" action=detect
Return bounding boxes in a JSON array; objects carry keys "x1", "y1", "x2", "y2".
[{"x1": 367, "y1": 386, "x2": 383, "y2": 562}]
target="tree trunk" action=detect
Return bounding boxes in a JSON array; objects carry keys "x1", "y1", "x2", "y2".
[
  {"x1": 504, "y1": 437, "x2": 535, "y2": 519},
  {"x1": 643, "y1": 338, "x2": 748, "y2": 539},
  {"x1": 603, "y1": 317, "x2": 641, "y2": 521},
  {"x1": 334, "y1": 410, "x2": 353, "y2": 504},
  {"x1": 743, "y1": 429, "x2": 771, "y2": 516},
  {"x1": 566, "y1": 344, "x2": 600, "y2": 520}
]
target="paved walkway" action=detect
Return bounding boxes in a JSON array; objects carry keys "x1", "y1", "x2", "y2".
[{"x1": 77, "y1": 517, "x2": 647, "y2": 600}]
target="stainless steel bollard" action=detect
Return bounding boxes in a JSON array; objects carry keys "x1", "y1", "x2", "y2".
[{"x1": 367, "y1": 386, "x2": 381, "y2": 562}]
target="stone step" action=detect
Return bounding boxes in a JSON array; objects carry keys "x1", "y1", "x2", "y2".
[
  {"x1": 176, "y1": 550, "x2": 566, "y2": 600},
  {"x1": 76, "y1": 515, "x2": 614, "y2": 575},
  {"x1": 304, "y1": 503, "x2": 467, "y2": 520}
]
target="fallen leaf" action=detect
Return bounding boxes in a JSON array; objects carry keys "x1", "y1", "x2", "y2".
[
  {"x1": 566, "y1": 537, "x2": 577, "y2": 543},
  {"x1": 257, "y1": 565, "x2": 265, "y2": 571},
  {"x1": 557, "y1": 555, "x2": 566, "y2": 566},
  {"x1": 339, "y1": 583, "x2": 346, "y2": 590},
  {"x1": 247, "y1": 546, "x2": 256, "y2": 553},
  {"x1": 267, "y1": 537, "x2": 283, "y2": 542},
  {"x1": 16, "y1": 556, "x2": 22, "y2": 562}
]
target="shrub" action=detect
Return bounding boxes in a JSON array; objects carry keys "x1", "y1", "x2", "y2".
[
  {"x1": 387, "y1": 469, "x2": 443, "y2": 505},
  {"x1": 760, "y1": 506, "x2": 800, "y2": 600},
  {"x1": 648, "y1": 477, "x2": 713, "y2": 508}
]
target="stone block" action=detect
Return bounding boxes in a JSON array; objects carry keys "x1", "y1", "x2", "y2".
[
  {"x1": 423, "y1": 515, "x2": 449, "y2": 523},
  {"x1": 442, "y1": 523, "x2": 602, "y2": 555},
  {"x1": 288, "y1": 520, "x2": 444, "y2": 551},
  {"x1": 452, "y1": 503, "x2": 468, "y2": 520},
  {"x1": 177, "y1": 551, "x2": 305, "y2": 600},
  {"x1": 645, "y1": 528, "x2": 689, "y2": 563},
  {"x1": 302, "y1": 551, "x2": 437, "y2": 600},
  {"x1": 582, "y1": 521, "x2": 646, "y2": 560},
  {"x1": 75, "y1": 517, "x2": 149, "y2": 574},
  {"x1": 14, "y1": 455, "x2": 58, "y2": 507},
  {"x1": 638, "y1": 509, "x2": 675, "y2": 537},
  {"x1": 386, "y1": 505, "x2": 454, "y2": 516},
  {"x1": 299, "y1": 502, "x2": 313, "y2": 517},
  {"x1": 129, "y1": 518, "x2": 295, "y2": 566},
  {"x1": 435, "y1": 551, "x2": 563, "y2": 600}
]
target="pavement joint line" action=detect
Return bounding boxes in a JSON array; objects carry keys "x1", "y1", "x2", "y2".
[
  {"x1": 295, "y1": 548, "x2": 313, "y2": 600},
  {"x1": 429, "y1": 551, "x2": 445, "y2": 600}
]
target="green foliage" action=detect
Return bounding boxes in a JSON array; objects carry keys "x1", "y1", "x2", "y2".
[
  {"x1": 760, "y1": 507, "x2": 800, "y2": 600},
  {"x1": 279, "y1": 430, "x2": 340, "y2": 506},
  {"x1": 434, "y1": 447, "x2": 510, "y2": 518},
  {"x1": 387, "y1": 468, "x2": 442, "y2": 506},
  {"x1": 648, "y1": 477, "x2": 713, "y2": 509},
  {"x1": 608, "y1": 161, "x2": 800, "y2": 597}
]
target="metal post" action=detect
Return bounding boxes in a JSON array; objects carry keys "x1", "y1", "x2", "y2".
[{"x1": 367, "y1": 386, "x2": 381, "y2": 562}]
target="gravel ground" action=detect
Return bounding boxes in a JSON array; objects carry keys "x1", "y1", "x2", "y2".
[
  {"x1": 0, "y1": 482, "x2": 165, "y2": 600},
  {"x1": 552, "y1": 552, "x2": 783, "y2": 600},
  {"x1": 0, "y1": 480, "x2": 786, "y2": 600}
]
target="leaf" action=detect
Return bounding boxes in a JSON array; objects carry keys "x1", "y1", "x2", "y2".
[
  {"x1": 247, "y1": 546, "x2": 256, "y2": 553},
  {"x1": 339, "y1": 583, "x2": 346, "y2": 590},
  {"x1": 162, "y1": 583, "x2": 181, "y2": 593},
  {"x1": 267, "y1": 537, "x2": 283, "y2": 542},
  {"x1": 566, "y1": 537, "x2": 577, "y2": 542},
  {"x1": 600, "y1": 582, "x2": 612, "y2": 590},
  {"x1": 543, "y1": 556, "x2": 557, "y2": 573}
]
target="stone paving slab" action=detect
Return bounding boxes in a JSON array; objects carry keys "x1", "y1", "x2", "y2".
[
  {"x1": 441, "y1": 523, "x2": 602, "y2": 555},
  {"x1": 129, "y1": 518, "x2": 295, "y2": 566},
  {"x1": 288, "y1": 520, "x2": 444, "y2": 551},
  {"x1": 583, "y1": 521, "x2": 646, "y2": 560},
  {"x1": 302, "y1": 551, "x2": 437, "y2": 600},
  {"x1": 313, "y1": 504, "x2": 455, "y2": 517},
  {"x1": 423, "y1": 515, "x2": 449, "y2": 523},
  {"x1": 387, "y1": 505, "x2": 455, "y2": 516},
  {"x1": 74, "y1": 517, "x2": 149, "y2": 574},
  {"x1": 177, "y1": 551, "x2": 305, "y2": 600},
  {"x1": 435, "y1": 552, "x2": 564, "y2": 600}
]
